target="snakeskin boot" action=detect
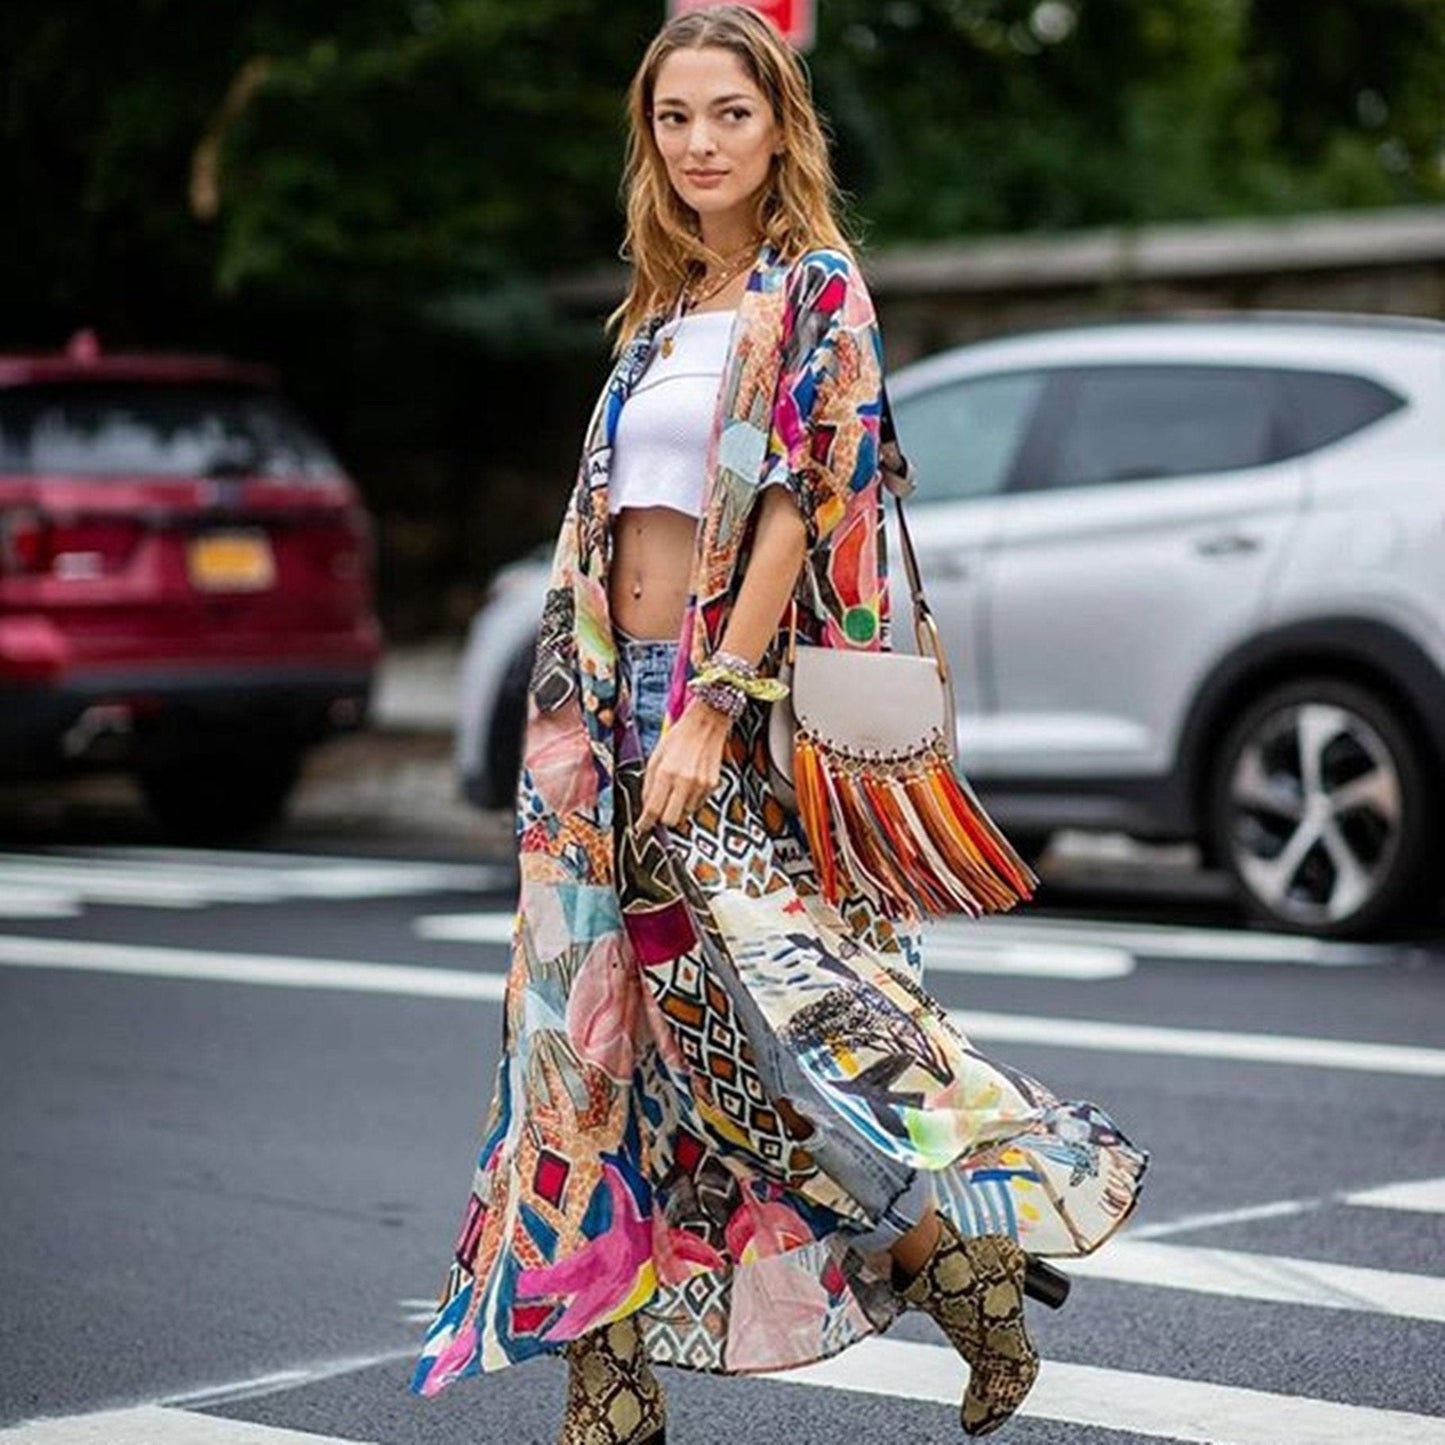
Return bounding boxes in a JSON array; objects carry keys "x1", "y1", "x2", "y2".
[
  {"x1": 559, "y1": 1315, "x2": 666, "y2": 1445},
  {"x1": 895, "y1": 1216, "x2": 1040, "y2": 1437}
]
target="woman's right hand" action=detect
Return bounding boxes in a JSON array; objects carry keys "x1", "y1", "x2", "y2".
[{"x1": 637, "y1": 700, "x2": 732, "y2": 830}]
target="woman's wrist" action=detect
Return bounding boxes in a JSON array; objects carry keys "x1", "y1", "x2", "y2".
[
  {"x1": 688, "y1": 652, "x2": 789, "y2": 704},
  {"x1": 686, "y1": 680, "x2": 746, "y2": 728}
]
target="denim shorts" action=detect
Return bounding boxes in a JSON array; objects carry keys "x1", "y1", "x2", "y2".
[
  {"x1": 615, "y1": 625, "x2": 931, "y2": 1251},
  {"x1": 616, "y1": 629, "x2": 678, "y2": 760}
]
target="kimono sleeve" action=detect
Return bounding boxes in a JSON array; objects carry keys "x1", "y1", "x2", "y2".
[{"x1": 762, "y1": 249, "x2": 885, "y2": 551}]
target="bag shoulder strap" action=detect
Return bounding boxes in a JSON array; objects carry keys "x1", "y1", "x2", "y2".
[
  {"x1": 879, "y1": 388, "x2": 951, "y2": 681},
  {"x1": 785, "y1": 387, "x2": 952, "y2": 686}
]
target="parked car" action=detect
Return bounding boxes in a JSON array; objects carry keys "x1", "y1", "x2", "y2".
[
  {"x1": 457, "y1": 312, "x2": 1445, "y2": 938},
  {"x1": 0, "y1": 331, "x2": 382, "y2": 839}
]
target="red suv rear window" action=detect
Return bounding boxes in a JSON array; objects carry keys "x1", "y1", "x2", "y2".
[{"x1": 0, "y1": 383, "x2": 342, "y2": 480}]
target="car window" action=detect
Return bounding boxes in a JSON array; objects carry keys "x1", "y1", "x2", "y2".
[
  {"x1": 892, "y1": 371, "x2": 1048, "y2": 501},
  {"x1": 1282, "y1": 369, "x2": 1406, "y2": 454},
  {"x1": 1035, "y1": 365, "x2": 1280, "y2": 490},
  {"x1": 0, "y1": 383, "x2": 341, "y2": 480}
]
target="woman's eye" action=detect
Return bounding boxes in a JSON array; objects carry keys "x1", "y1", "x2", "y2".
[
  {"x1": 655, "y1": 110, "x2": 685, "y2": 125},
  {"x1": 724, "y1": 107, "x2": 752, "y2": 121}
]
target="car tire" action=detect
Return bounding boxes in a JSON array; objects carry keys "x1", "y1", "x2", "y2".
[
  {"x1": 483, "y1": 643, "x2": 535, "y2": 810},
  {"x1": 1207, "y1": 677, "x2": 1436, "y2": 938},
  {"x1": 137, "y1": 749, "x2": 304, "y2": 844}
]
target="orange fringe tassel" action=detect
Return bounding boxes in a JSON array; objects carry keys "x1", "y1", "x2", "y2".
[{"x1": 793, "y1": 732, "x2": 1039, "y2": 920}]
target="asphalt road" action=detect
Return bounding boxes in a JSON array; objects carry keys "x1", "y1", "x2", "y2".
[{"x1": 1, "y1": 833, "x2": 1443, "y2": 1445}]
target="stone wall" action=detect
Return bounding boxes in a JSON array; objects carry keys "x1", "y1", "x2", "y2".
[
  {"x1": 861, "y1": 205, "x2": 1445, "y2": 365},
  {"x1": 551, "y1": 204, "x2": 1445, "y2": 367}
]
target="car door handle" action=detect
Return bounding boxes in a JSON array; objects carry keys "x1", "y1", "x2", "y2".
[
  {"x1": 1194, "y1": 531, "x2": 1262, "y2": 557},
  {"x1": 918, "y1": 552, "x2": 971, "y2": 581}
]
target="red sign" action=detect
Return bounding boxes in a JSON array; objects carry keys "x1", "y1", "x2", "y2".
[{"x1": 669, "y1": 0, "x2": 815, "y2": 51}]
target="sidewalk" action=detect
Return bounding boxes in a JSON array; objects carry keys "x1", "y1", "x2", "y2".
[
  {"x1": 289, "y1": 639, "x2": 515, "y2": 852},
  {"x1": 2, "y1": 641, "x2": 1224, "y2": 887},
  {"x1": 358, "y1": 642, "x2": 1227, "y2": 893},
  {"x1": 369, "y1": 640, "x2": 464, "y2": 734}
]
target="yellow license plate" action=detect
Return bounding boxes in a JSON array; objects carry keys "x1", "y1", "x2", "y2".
[{"x1": 187, "y1": 530, "x2": 276, "y2": 591}]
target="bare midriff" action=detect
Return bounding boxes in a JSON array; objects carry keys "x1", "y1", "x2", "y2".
[{"x1": 609, "y1": 504, "x2": 699, "y2": 641}]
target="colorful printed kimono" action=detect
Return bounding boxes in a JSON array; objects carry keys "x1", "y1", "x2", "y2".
[{"x1": 411, "y1": 245, "x2": 1147, "y2": 1394}]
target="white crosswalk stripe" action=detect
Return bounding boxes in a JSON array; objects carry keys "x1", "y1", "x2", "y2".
[
  {"x1": 414, "y1": 909, "x2": 1137, "y2": 978},
  {"x1": 949, "y1": 1008, "x2": 1445, "y2": 1077},
  {"x1": 413, "y1": 906, "x2": 1416, "y2": 972},
  {"x1": 945, "y1": 913, "x2": 1406, "y2": 968},
  {"x1": 9, "y1": 1323, "x2": 1444, "y2": 1443},
  {"x1": 4, "y1": 847, "x2": 1441, "y2": 1442},
  {"x1": 1344, "y1": 1176, "x2": 1445, "y2": 1216},
  {"x1": 0, "y1": 848, "x2": 507, "y2": 917},
  {"x1": 0, "y1": 1406, "x2": 375, "y2": 1442},
  {"x1": 0, "y1": 935, "x2": 509, "y2": 1001},
  {"x1": 1062, "y1": 1238, "x2": 1445, "y2": 1323},
  {"x1": 0, "y1": 882, "x2": 79, "y2": 920},
  {"x1": 0, "y1": 1171, "x2": 1439, "y2": 1442},
  {"x1": 4, "y1": 932, "x2": 1443, "y2": 1076},
  {"x1": 788, "y1": 1337, "x2": 1445, "y2": 1443},
  {"x1": 3, "y1": 845, "x2": 1421, "y2": 974}
]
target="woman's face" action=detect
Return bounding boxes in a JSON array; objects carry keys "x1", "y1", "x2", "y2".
[{"x1": 650, "y1": 46, "x2": 779, "y2": 239}]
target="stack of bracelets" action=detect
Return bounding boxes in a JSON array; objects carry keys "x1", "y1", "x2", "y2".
[{"x1": 685, "y1": 650, "x2": 790, "y2": 723}]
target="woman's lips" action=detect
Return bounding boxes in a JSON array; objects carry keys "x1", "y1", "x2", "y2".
[{"x1": 684, "y1": 171, "x2": 728, "y2": 188}]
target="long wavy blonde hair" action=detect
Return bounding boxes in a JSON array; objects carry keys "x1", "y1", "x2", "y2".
[{"x1": 608, "y1": 5, "x2": 853, "y2": 347}]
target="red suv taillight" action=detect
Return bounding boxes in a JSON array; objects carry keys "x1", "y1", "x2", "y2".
[
  {"x1": 0, "y1": 508, "x2": 143, "y2": 579},
  {"x1": 0, "y1": 508, "x2": 50, "y2": 575}
]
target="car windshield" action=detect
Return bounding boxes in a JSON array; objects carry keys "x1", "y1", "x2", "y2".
[{"x1": 0, "y1": 383, "x2": 341, "y2": 480}]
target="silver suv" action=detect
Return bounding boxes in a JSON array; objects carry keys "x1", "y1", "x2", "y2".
[{"x1": 458, "y1": 313, "x2": 1445, "y2": 938}]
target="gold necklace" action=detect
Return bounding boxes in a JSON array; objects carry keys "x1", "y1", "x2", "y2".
[{"x1": 661, "y1": 239, "x2": 760, "y2": 357}]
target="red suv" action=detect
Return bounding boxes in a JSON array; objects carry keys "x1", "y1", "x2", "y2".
[{"x1": 0, "y1": 332, "x2": 383, "y2": 839}]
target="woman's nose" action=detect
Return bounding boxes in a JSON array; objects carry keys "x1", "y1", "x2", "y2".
[{"x1": 687, "y1": 119, "x2": 718, "y2": 155}]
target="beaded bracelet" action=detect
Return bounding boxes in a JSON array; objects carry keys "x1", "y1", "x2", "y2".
[{"x1": 688, "y1": 676, "x2": 748, "y2": 722}]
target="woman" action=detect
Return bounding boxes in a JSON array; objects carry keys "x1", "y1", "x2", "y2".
[{"x1": 412, "y1": 8, "x2": 1147, "y2": 1441}]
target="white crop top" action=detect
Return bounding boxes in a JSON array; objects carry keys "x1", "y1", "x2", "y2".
[{"x1": 609, "y1": 309, "x2": 735, "y2": 518}]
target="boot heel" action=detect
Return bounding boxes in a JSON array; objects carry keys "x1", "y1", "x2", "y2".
[{"x1": 1023, "y1": 1256, "x2": 1071, "y2": 1310}]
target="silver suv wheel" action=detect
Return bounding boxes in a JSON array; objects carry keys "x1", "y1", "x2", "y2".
[{"x1": 1210, "y1": 679, "x2": 1432, "y2": 936}]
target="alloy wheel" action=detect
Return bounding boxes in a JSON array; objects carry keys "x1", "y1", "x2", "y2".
[{"x1": 1224, "y1": 700, "x2": 1404, "y2": 929}]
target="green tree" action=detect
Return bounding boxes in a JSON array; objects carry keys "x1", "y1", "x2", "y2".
[{"x1": 4, "y1": 0, "x2": 1441, "y2": 632}]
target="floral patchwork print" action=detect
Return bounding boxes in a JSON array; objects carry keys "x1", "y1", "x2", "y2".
[{"x1": 410, "y1": 245, "x2": 1146, "y2": 1398}]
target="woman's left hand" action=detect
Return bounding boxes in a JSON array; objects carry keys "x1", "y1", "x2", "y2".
[{"x1": 638, "y1": 700, "x2": 732, "y2": 831}]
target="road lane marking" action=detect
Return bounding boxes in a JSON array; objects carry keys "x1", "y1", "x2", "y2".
[
  {"x1": 1061, "y1": 1239, "x2": 1445, "y2": 1323},
  {"x1": 160, "y1": 1347, "x2": 417, "y2": 1411},
  {"x1": 0, "y1": 851, "x2": 507, "y2": 913},
  {"x1": 1344, "y1": 1176, "x2": 1445, "y2": 1215},
  {"x1": 927, "y1": 938, "x2": 1133, "y2": 978},
  {"x1": 1134, "y1": 1173, "x2": 1445, "y2": 1242},
  {"x1": 415, "y1": 911, "x2": 517, "y2": 944},
  {"x1": 414, "y1": 910, "x2": 1136, "y2": 979},
  {"x1": 0, "y1": 936, "x2": 506, "y2": 1001},
  {"x1": 950, "y1": 1008, "x2": 1445, "y2": 1077},
  {"x1": 4, "y1": 934, "x2": 1442, "y2": 1077},
  {"x1": 1130, "y1": 1196, "x2": 1324, "y2": 1240},
  {"x1": 0, "y1": 1406, "x2": 378, "y2": 1443},
  {"x1": 9, "y1": 1334, "x2": 1445, "y2": 1444},
  {"x1": 953, "y1": 913, "x2": 1404, "y2": 967},
  {"x1": 0, "y1": 884, "x2": 80, "y2": 920},
  {"x1": 786, "y1": 1336, "x2": 1445, "y2": 1443},
  {"x1": 10, "y1": 845, "x2": 1434, "y2": 971},
  {"x1": 417, "y1": 905, "x2": 1428, "y2": 975},
  {"x1": 45, "y1": 844, "x2": 500, "y2": 886}
]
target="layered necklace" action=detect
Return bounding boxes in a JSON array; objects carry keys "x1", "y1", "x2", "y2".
[{"x1": 659, "y1": 237, "x2": 760, "y2": 357}]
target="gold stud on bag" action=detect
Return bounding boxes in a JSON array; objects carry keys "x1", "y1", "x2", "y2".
[{"x1": 766, "y1": 400, "x2": 1039, "y2": 920}]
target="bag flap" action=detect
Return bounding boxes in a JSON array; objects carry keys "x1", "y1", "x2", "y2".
[{"x1": 790, "y1": 648, "x2": 949, "y2": 757}]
